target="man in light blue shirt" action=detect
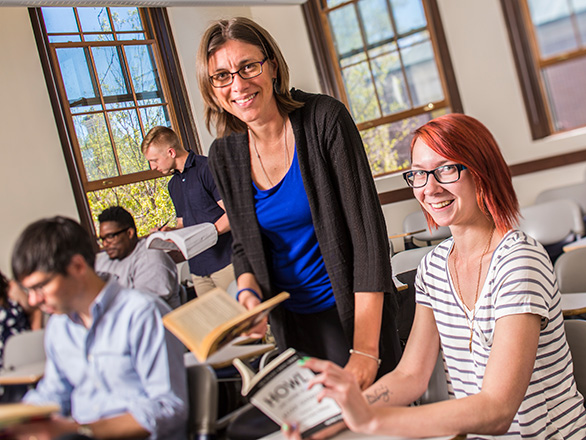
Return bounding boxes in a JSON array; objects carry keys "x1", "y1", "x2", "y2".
[{"x1": 10, "y1": 216, "x2": 188, "y2": 439}]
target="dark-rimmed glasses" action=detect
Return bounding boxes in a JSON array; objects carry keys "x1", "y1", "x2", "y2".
[
  {"x1": 403, "y1": 164, "x2": 467, "y2": 188},
  {"x1": 97, "y1": 227, "x2": 129, "y2": 245},
  {"x1": 20, "y1": 272, "x2": 58, "y2": 297},
  {"x1": 209, "y1": 57, "x2": 268, "y2": 88}
]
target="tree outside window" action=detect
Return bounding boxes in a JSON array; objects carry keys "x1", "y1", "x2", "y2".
[
  {"x1": 35, "y1": 7, "x2": 191, "y2": 236},
  {"x1": 304, "y1": 0, "x2": 461, "y2": 176}
]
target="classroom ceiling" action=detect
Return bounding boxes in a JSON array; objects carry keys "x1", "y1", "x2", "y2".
[{"x1": 0, "y1": 0, "x2": 305, "y2": 5}]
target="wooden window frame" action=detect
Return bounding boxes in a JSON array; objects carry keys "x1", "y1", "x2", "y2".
[{"x1": 29, "y1": 7, "x2": 199, "y2": 232}]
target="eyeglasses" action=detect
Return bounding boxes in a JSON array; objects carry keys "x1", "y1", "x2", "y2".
[
  {"x1": 209, "y1": 57, "x2": 268, "y2": 88},
  {"x1": 20, "y1": 273, "x2": 58, "y2": 297},
  {"x1": 97, "y1": 227, "x2": 129, "y2": 245},
  {"x1": 403, "y1": 164, "x2": 467, "y2": 188}
]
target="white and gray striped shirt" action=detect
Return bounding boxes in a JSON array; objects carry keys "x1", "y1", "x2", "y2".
[{"x1": 416, "y1": 230, "x2": 586, "y2": 439}]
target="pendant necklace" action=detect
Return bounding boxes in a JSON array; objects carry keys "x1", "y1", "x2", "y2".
[
  {"x1": 249, "y1": 119, "x2": 289, "y2": 188},
  {"x1": 451, "y1": 226, "x2": 495, "y2": 352}
]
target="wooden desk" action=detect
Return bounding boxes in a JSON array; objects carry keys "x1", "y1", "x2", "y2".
[
  {"x1": 388, "y1": 229, "x2": 426, "y2": 240},
  {"x1": 0, "y1": 362, "x2": 45, "y2": 386},
  {"x1": 561, "y1": 292, "x2": 586, "y2": 317},
  {"x1": 262, "y1": 430, "x2": 464, "y2": 440}
]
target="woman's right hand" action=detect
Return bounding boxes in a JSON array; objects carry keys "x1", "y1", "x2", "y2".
[{"x1": 238, "y1": 288, "x2": 268, "y2": 339}]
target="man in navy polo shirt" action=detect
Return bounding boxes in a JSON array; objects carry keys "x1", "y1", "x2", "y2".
[{"x1": 141, "y1": 126, "x2": 234, "y2": 295}]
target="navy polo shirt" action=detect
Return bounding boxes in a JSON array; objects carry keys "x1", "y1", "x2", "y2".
[{"x1": 168, "y1": 151, "x2": 233, "y2": 276}]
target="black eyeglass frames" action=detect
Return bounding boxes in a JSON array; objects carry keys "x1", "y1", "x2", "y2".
[
  {"x1": 209, "y1": 57, "x2": 269, "y2": 88},
  {"x1": 403, "y1": 164, "x2": 468, "y2": 188}
]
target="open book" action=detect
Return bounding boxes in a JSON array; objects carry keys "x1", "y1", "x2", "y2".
[
  {"x1": 233, "y1": 348, "x2": 343, "y2": 439},
  {"x1": 0, "y1": 403, "x2": 60, "y2": 429},
  {"x1": 145, "y1": 223, "x2": 218, "y2": 260},
  {"x1": 163, "y1": 288, "x2": 289, "y2": 364}
]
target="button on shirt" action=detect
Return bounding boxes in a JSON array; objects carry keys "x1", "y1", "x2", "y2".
[
  {"x1": 24, "y1": 279, "x2": 188, "y2": 440},
  {"x1": 168, "y1": 151, "x2": 233, "y2": 276}
]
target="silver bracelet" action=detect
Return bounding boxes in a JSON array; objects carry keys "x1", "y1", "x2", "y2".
[{"x1": 349, "y1": 348, "x2": 381, "y2": 366}]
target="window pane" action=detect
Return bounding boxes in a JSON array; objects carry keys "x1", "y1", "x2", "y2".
[
  {"x1": 361, "y1": 109, "x2": 447, "y2": 175},
  {"x1": 391, "y1": 0, "x2": 427, "y2": 35},
  {"x1": 140, "y1": 106, "x2": 171, "y2": 133},
  {"x1": 528, "y1": 0, "x2": 577, "y2": 56},
  {"x1": 110, "y1": 8, "x2": 143, "y2": 32},
  {"x1": 125, "y1": 45, "x2": 165, "y2": 106},
  {"x1": 42, "y1": 7, "x2": 78, "y2": 33},
  {"x1": 49, "y1": 35, "x2": 82, "y2": 43},
  {"x1": 73, "y1": 113, "x2": 118, "y2": 181},
  {"x1": 92, "y1": 46, "x2": 130, "y2": 104},
  {"x1": 326, "y1": 0, "x2": 347, "y2": 8},
  {"x1": 358, "y1": 0, "x2": 394, "y2": 47},
  {"x1": 108, "y1": 109, "x2": 150, "y2": 175},
  {"x1": 402, "y1": 38, "x2": 444, "y2": 107},
  {"x1": 78, "y1": 7, "x2": 112, "y2": 33},
  {"x1": 342, "y1": 62, "x2": 380, "y2": 122},
  {"x1": 572, "y1": 0, "x2": 586, "y2": 43},
  {"x1": 55, "y1": 47, "x2": 102, "y2": 112},
  {"x1": 87, "y1": 176, "x2": 175, "y2": 237},
  {"x1": 372, "y1": 51, "x2": 409, "y2": 115},
  {"x1": 329, "y1": 5, "x2": 363, "y2": 61},
  {"x1": 84, "y1": 34, "x2": 115, "y2": 42},
  {"x1": 542, "y1": 56, "x2": 586, "y2": 131},
  {"x1": 117, "y1": 33, "x2": 146, "y2": 41}
]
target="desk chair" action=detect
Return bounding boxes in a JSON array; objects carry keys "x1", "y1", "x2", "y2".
[
  {"x1": 554, "y1": 247, "x2": 586, "y2": 294},
  {"x1": 402, "y1": 210, "x2": 451, "y2": 250},
  {"x1": 518, "y1": 199, "x2": 585, "y2": 263},
  {"x1": 536, "y1": 181, "x2": 586, "y2": 216},
  {"x1": 0, "y1": 329, "x2": 46, "y2": 402},
  {"x1": 563, "y1": 320, "x2": 586, "y2": 401},
  {"x1": 391, "y1": 246, "x2": 436, "y2": 347},
  {"x1": 419, "y1": 351, "x2": 449, "y2": 405}
]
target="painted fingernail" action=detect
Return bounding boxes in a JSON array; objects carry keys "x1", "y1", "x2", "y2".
[{"x1": 297, "y1": 356, "x2": 310, "y2": 365}]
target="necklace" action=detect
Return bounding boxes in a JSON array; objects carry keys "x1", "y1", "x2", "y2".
[
  {"x1": 451, "y1": 226, "x2": 495, "y2": 352},
  {"x1": 249, "y1": 119, "x2": 289, "y2": 188}
]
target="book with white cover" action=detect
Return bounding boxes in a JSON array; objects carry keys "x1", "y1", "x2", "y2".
[
  {"x1": 233, "y1": 348, "x2": 343, "y2": 439},
  {"x1": 145, "y1": 223, "x2": 218, "y2": 260}
]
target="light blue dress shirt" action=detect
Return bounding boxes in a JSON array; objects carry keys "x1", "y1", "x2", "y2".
[{"x1": 24, "y1": 279, "x2": 188, "y2": 439}]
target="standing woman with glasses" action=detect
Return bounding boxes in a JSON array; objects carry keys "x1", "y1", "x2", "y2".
[
  {"x1": 285, "y1": 113, "x2": 586, "y2": 439},
  {"x1": 197, "y1": 17, "x2": 402, "y2": 391}
]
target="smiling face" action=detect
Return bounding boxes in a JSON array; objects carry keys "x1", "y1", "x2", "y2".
[
  {"x1": 411, "y1": 138, "x2": 480, "y2": 229},
  {"x1": 208, "y1": 39, "x2": 279, "y2": 127}
]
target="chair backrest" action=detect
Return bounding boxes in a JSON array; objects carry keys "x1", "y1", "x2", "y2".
[
  {"x1": 391, "y1": 245, "x2": 436, "y2": 276},
  {"x1": 3, "y1": 329, "x2": 45, "y2": 371},
  {"x1": 185, "y1": 359, "x2": 219, "y2": 439},
  {"x1": 518, "y1": 199, "x2": 585, "y2": 246},
  {"x1": 419, "y1": 351, "x2": 449, "y2": 405},
  {"x1": 402, "y1": 210, "x2": 451, "y2": 247},
  {"x1": 536, "y1": 181, "x2": 586, "y2": 215},
  {"x1": 563, "y1": 320, "x2": 586, "y2": 399},
  {"x1": 554, "y1": 247, "x2": 586, "y2": 293}
]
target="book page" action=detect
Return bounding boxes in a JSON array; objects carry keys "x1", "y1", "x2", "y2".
[
  {"x1": 146, "y1": 236, "x2": 180, "y2": 252},
  {"x1": 163, "y1": 289, "x2": 246, "y2": 358},
  {"x1": 247, "y1": 349, "x2": 343, "y2": 438}
]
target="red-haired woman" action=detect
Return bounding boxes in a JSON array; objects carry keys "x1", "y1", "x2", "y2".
[{"x1": 286, "y1": 114, "x2": 586, "y2": 439}]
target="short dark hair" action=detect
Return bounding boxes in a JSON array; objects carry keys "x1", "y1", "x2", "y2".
[
  {"x1": 11, "y1": 216, "x2": 96, "y2": 281},
  {"x1": 0, "y1": 271, "x2": 8, "y2": 303},
  {"x1": 97, "y1": 206, "x2": 137, "y2": 231}
]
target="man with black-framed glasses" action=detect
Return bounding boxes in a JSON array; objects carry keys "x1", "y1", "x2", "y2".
[
  {"x1": 9, "y1": 216, "x2": 188, "y2": 440},
  {"x1": 95, "y1": 206, "x2": 181, "y2": 309}
]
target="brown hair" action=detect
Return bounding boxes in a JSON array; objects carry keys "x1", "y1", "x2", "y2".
[
  {"x1": 411, "y1": 113, "x2": 519, "y2": 234},
  {"x1": 196, "y1": 17, "x2": 303, "y2": 137},
  {"x1": 141, "y1": 126, "x2": 184, "y2": 154}
]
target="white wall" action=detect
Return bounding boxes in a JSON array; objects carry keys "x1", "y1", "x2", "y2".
[
  {"x1": 1, "y1": 2, "x2": 586, "y2": 272},
  {"x1": 0, "y1": 8, "x2": 78, "y2": 275}
]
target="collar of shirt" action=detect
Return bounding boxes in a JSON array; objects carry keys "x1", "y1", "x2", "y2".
[
  {"x1": 173, "y1": 150, "x2": 196, "y2": 177},
  {"x1": 68, "y1": 277, "x2": 120, "y2": 327}
]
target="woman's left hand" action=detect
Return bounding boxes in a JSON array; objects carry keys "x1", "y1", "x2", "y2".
[{"x1": 344, "y1": 352, "x2": 378, "y2": 390}]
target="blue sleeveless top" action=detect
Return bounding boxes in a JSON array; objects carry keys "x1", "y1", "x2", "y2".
[{"x1": 253, "y1": 148, "x2": 335, "y2": 313}]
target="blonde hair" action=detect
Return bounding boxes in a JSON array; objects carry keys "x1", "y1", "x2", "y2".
[{"x1": 141, "y1": 126, "x2": 184, "y2": 154}]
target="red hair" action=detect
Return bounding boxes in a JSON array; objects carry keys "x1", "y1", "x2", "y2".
[{"x1": 410, "y1": 113, "x2": 519, "y2": 234}]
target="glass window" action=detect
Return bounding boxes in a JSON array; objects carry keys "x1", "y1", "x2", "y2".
[
  {"x1": 36, "y1": 7, "x2": 194, "y2": 235},
  {"x1": 305, "y1": 0, "x2": 461, "y2": 176},
  {"x1": 503, "y1": 0, "x2": 586, "y2": 136}
]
